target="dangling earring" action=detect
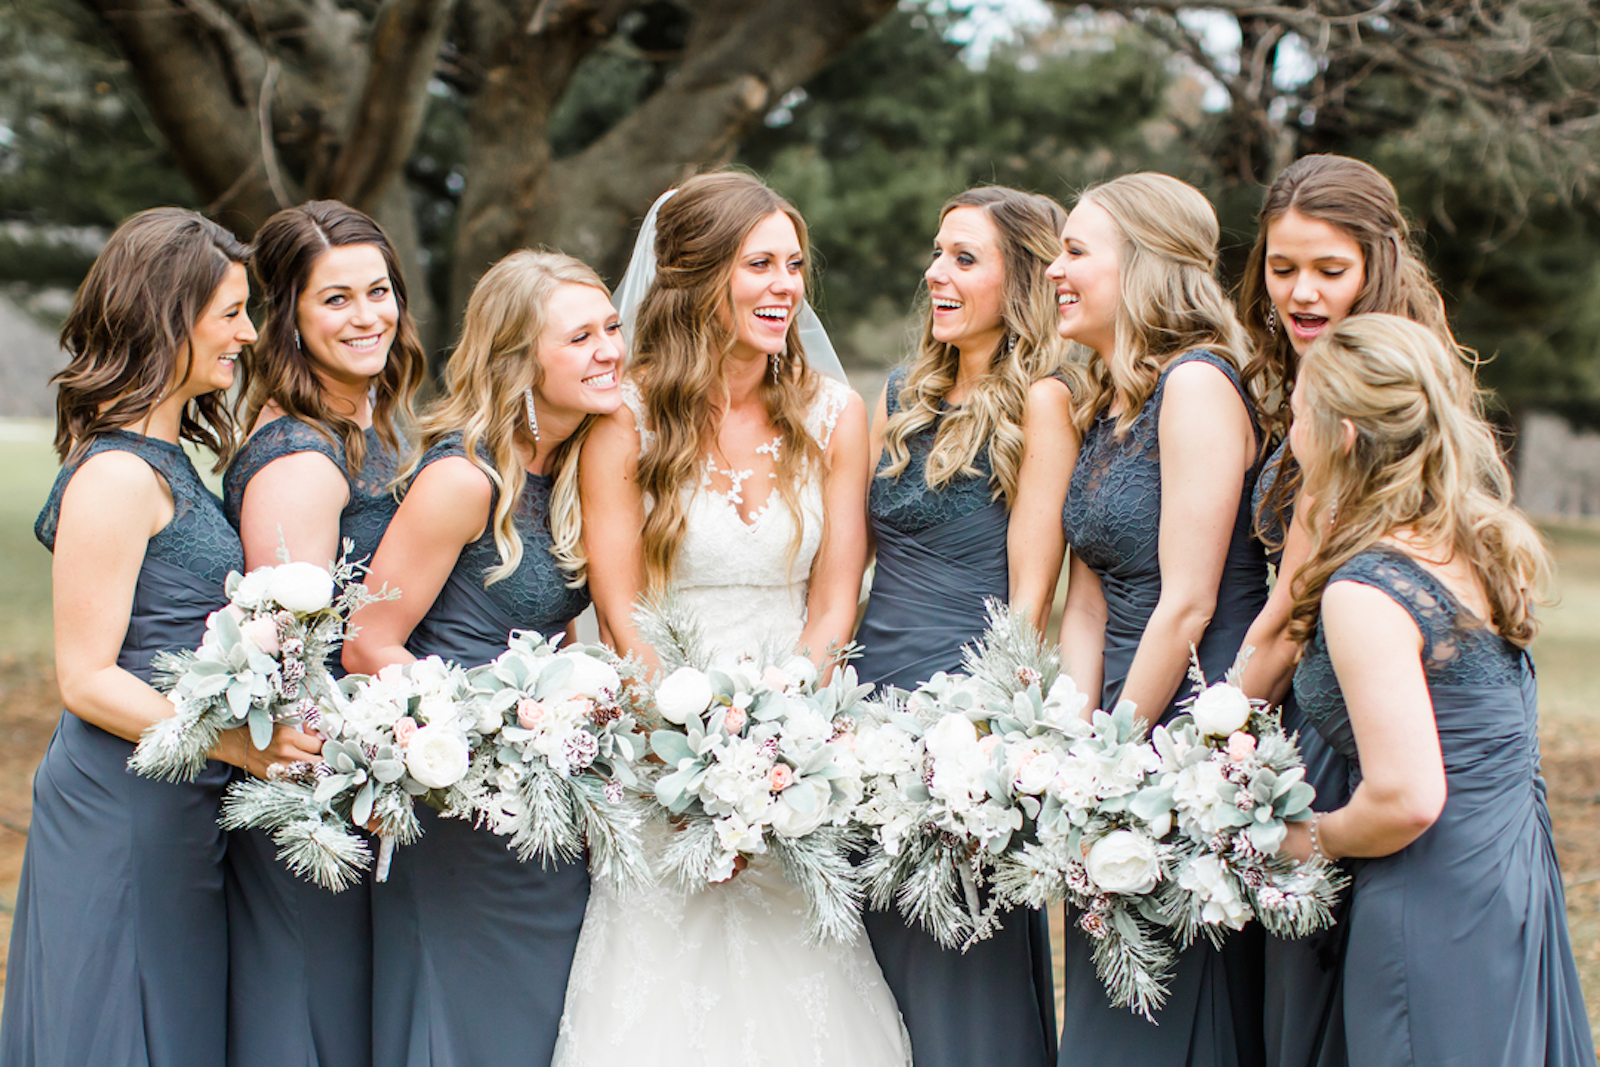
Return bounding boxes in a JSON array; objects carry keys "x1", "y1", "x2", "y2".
[
  {"x1": 770, "y1": 348, "x2": 785, "y2": 382},
  {"x1": 523, "y1": 386, "x2": 540, "y2": 443},
  {"x1": 1264, "y1": 307, "x2": 1277, "y2": 337},
  {"x1": 294, "y1": 328, "x2": 302, "y2": 350},
  {"x1": 1004, "y1": 332, "x2": 1017, "y2": 358}
]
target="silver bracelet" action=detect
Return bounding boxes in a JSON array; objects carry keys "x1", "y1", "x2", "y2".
[{"x1": 1308, "y1": 811, "x2": 1328, "y2": 861}]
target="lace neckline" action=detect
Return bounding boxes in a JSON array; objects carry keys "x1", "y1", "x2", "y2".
[{"x1": 701, "y1": 436, "x2": 783, "y2": 527}]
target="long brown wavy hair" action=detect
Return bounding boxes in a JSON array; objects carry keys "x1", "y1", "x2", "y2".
[
  {"x1": 1239, "y1": 155, "x2": 1463, "y2": 547},
  {"x1": 630, "y1": 171, "x2": 825, "y2": 591},
  {"x1": 879, "y1": 186, "x2": 1076, "y2": 505},
  {"x1": 399, "y1": 251, "x2": 610, "y2": 587},
  {"x1": 1286, "y1": 314, "x2": 1549, "y2": 649},
  {"x1": 52, "y1": 207, "x2": 247, "y2": 467},
  {"x1": 239, "y1": 200, "x2": 425, "y2": 475},
  {"x1": 1069, "y1": 173, "x2": 1256, "y2": 437}
]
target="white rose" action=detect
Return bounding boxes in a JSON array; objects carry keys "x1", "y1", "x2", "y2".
[
  {"x1": 778, "y1": 655, "x2": 818, "y2": 691},
  {"x1": 1085, "y1": 829, "x2": 1162, "y2": 896},
  {"x1": 1189, "y1": 682, "x2": 1252, "y2": 738},
  {"x1": 1042, "y1": 675, "x2": 1090, "y2": 723},
  {"x1": 233, "y1": 567, "x2": 273, "y2": 609},
  {"x1": 1013, "y1": 747, "x2": 1062, "y2": 795},
  {"x1": 405, "y1": 724, "x2": 471, "y2": 789},
  {"x1": 495, "y1": 765, "x2": 523, "y2": 792},
  {"x1": 267, "y1": 561, "x2": 335, "y2": 614},
  {"x1": 769, "y1": 778, "x2": 831, "y2": 838},
  {"x1": 656, "y1": 667, "x2": 714, "y2": 725},
  {"x1": 551, "y1": 654, "x2": 621, "y2": 703},
  {"x1": 1177, "y1": 853, "x2": 1251, "y2": 929}
]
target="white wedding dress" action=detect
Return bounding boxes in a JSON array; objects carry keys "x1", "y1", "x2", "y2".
[{"x1": 553, "y1": 378, "x2": 912, "y2": 1067}]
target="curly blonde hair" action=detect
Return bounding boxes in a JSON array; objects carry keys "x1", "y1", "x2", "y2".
[
  {"x1": 879, "y1": 186, "x2": 1077, "y2": 505},
  {"x1": 399, "y1": 250, "x2": 610, "y2": 587},
  {"x1": 630, "y1": 171, "x2": 825, "y2": 592},
  {"x1": 1287, "y1": 314, "x2": 1549, "y2": 648},
  {"x1": 1070, "y1": 173, "x2": 1255, "y2": 436}
]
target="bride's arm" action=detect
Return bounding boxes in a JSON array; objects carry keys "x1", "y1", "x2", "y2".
[
  {"x1": 581, "y1": 404, "x2": 657, "y2": 668},
  {"x1": 799, "y1": 390, "x2": 871, "y2": 673}
]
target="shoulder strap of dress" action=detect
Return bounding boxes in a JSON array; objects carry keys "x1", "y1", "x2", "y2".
[
  {"x1": 1156, "y1": 349, "x2": 1258, "y2": 441},
  {"x1": 619, "y1": 378, "x2": 655, "y2": 457},
  {"x1": 36, "y1": 432, "x2": 196, "y2": 551},
  {"x1": 1327, "y1": 547, "x2": 1448, "y2": 663}
]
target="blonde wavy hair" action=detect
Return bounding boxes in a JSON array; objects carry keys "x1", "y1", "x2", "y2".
[
  {"x1": 1287, "y1": 314, "x2": 1550, "y2": 649},
  {"x1": 630, "y1": 171, "x2": 825, "y2": 591},
  {"x1": 400, "y1": 250, "x2": 610, "y2": 587},
  {"x1": 1238, "y1": 155, "x2": 1465, "y2": 546},
  {"x1": 879, "y1": 186, "x2": 1076, "y2": 504},
  {"x1": 1070, "y1": 173, "x2": 1255, "y2": 436}
]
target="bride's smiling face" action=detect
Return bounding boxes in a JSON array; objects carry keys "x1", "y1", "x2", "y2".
[{"x1": 722, "y1": 211, "x2": 805, "y2": 362}]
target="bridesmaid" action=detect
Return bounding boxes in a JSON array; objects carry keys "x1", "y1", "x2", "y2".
[
  {"x1": 223, "y1": 200, "x2": 425, "y2": 1067},
  {"x1": 1233, "y1": 154, "x2": 1463, "y2": 1067},
  {"x1": 855, "y1": 185, "x2": 1070, "y2": 1067},
  {"x1": 0, "y1": 208, "x2": 311, "y2": 1065},
  {"x1": 1048, "y1": 173, "x2": 1272, "y2": 1066},
  {"x1": 343, "y1": 250, "x2": 623, "y2": 1067},
  {"x1": 1276, "y1": 313, "x2": 1593, "y2": 1066}
]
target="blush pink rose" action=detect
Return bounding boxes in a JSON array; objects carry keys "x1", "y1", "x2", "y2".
[
  {"x1": 769, "y1": 764, "x2": 794, "y2": 792},
  {"x1": 978, "y1": 734, "x2": 1002, "y2": 757},
  {"x1": 760, "y1": 665, "x2": 790, "y2": 691},
  {"x1": 1227, "y1": 731, "x2": 1257, "y2": 763},
  {"x1": 240, "y1": 616, "x2": 281, "y2": 655},
  {"x1": 517, "y1": 699, "x2": 547, "y2": 729},
  {"x1": 394, "y1": 716, "x2": 419, "y2": 746},
  {"x1": 724, "y1": 706, "x2": 748, "y2": 734}
]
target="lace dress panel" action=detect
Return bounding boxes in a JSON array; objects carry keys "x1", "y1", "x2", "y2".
[
  {"x1": 1293, "y1": 546, "x2": 1527, "y2": 767},
  {"x1": 869, "y1": 365, "x2": 998, "y2": 536},
  {"x1": 414, "y1": 434, "x2": 590, "y2": 631},
  {"x1": 1253, "y1": 438, "x2": 1291, "y2": 567},
  {"x1": 38, "y1": 430, "x2": 243, "y2": 583},
  {"x1": 222, "y1": 418, "x2": 402, "y2": 565}
]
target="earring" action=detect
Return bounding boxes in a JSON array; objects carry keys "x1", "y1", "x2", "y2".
[
  {"x1": 770, "y1": 348, "x2": 785, "y2": 382},
  {"x1": 1264, "y1": 307, "x2": 1277, "y2": 337},
  {"x1": 294, "y1": 328, "x2": 302, "y2": 350},
  {"x1": 523, "y1": 386, "x2": 540, "y2": 442},
  {"x1": 1004, "y1": 332, "x2": 1017, "y2": 358}
]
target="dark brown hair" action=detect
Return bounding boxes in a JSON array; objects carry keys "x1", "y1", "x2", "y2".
[
  {"x1": 240, "y1": 200, "x2": 425, "y2": 474},
  {"x1": 53, "y1": 206, "x2": 248, "y2": 467}
]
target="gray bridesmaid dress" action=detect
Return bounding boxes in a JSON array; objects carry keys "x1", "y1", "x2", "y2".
[
  {"x1": 1294, "y1": 547, "x2": 1595, "y2": 1067},
  {"x1": 1254, "y1": 439, "x2": 1350, "y2": 1067},
  {"x1": 855, "y1": 366, "x2": 1057, "y2": 1067},
  {"x1": 370, "y1": 433, "x2": 592, "y2": 1067},
  {"x1": 220, "y1": 418, "x2": 399, "y2": 1067},
  {"x1": 1, "y1": 431, "x2": 243, "y2": 1067},
  {"x1": 1058, "y1": 351, "x2": 1269, "y2": 1067}
]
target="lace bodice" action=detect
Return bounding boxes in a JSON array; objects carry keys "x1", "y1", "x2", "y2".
[
  {"x1": 412, "y1": 434, "x2": 590, "y2": 640},
  {"x1": 868, "y1": 365, "x2": 998, "y2": 535},
  {"x1": 222, "y1": 417, "x2": 402, "y2": 565},
  {"x1": 1062, "y1": 351, "x2": 1269, "y2": 718},
  {"x1": 37, "y1": 431, "x2": 242, "y2": 583},
  {"x1": 1253, "y1": 438, "x2": 1291, "y2": 567},
  {"x1": 620, "y1": 376, "x2": 850, "y2": 659},
  {"x1": 1294, "y1": 546, "x2": 1528, "y2": 768}
]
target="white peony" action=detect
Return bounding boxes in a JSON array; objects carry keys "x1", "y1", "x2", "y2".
[
  {"x1": 1085, "y1": 829, "x2": 1163, "y2": 895},
  {"x1": 266, "y1": 561, "x2": 335, "y2": 614},
  {"x1": 769, "y1": 777, "x2": 831, "y2": 838},
  {"x1": 778, "y1": 655, "x2": 818, "y2": 691},
  {"x1": 1189, "y1": 682, "x2": 1252, "y2": 738},
  {"x1": 656, "y1": 667, "x2": 714, "y2": 725},
  {"x1": 550, "y1": 654, "x2": 621, "y2": 703},
  {"x1": 232, "y1": 568, "x2": 272, "y2": 609},
  {"x1": 405, "y1": 724, "x2": 471, "y2": 789},
  {"x1": 778, "y1": 707, "x2": 832, "y2": 751}
]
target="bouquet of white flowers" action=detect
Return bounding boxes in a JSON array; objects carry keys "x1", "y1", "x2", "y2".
[
  {"x1": 130, "y1": 546, "x2": 393, "y2": 782},
  {"x1": 636, "y1": 597, "x2": 870, "y2": 945},
  {"x1": 452, "y1": 631, "x2": 652, "y2": 891},
  {"x1": 220, "y1": 655, "x2": 477, "y2": 890},
  {"x1": 1149, "y1": 650, "x2": 1347, "y2": 948},
  {"x1": 858, "y1": 605, "x2": 1091, "y2": 951}
]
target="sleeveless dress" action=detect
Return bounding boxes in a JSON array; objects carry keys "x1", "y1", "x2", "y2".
[
  {"x1": 1058, "y1": 351, "x2": 1269, "y2": 1067},
  {"x1": 553, "y1": 377, "x2": 913, "y2": 1067},
  {"x1": 854, "y1": 366, "x2": 1056, "y2": 1067},
  {"x1": 370, "y1": 432, "x2": 593, "y2": 1067},
  {"x1": 1254, "y1": 439, "x2": 1350, "y2": 1067},
  {"x1": 1, "y1": 431, "x2": 243, "y2": 1067},
  {"x1": 1294, "y1": 547, "x2": 1595, "y2": 1067},
  {"x1": 219, "y1": 418, "x2": 399, "y2": 1067}
]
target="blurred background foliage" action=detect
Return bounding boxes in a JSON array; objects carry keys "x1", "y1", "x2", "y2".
[{"x1": 2, "y1": 0, "x2": 1599, "y2": 427}]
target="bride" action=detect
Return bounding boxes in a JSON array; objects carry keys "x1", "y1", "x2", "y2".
[{"x1": 560, "y1": 171, "x2": 912, "y2": 1065}]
